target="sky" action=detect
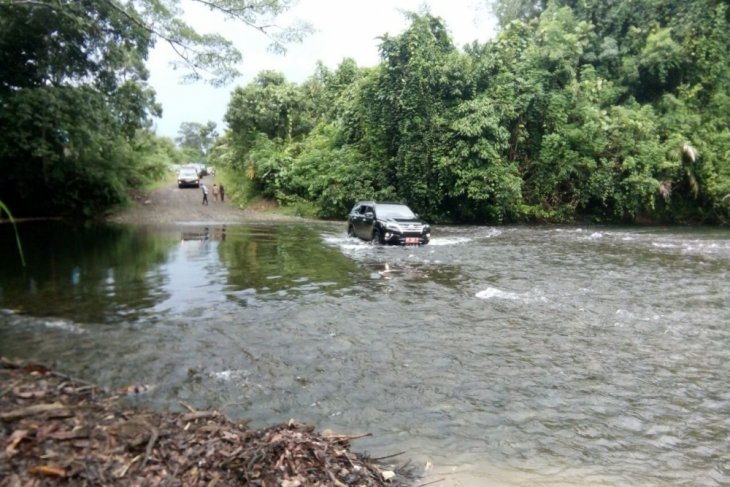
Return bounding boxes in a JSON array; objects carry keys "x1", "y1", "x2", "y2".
[{"x1": 147, "y1": 0, "x2": 498, "y2": 139}]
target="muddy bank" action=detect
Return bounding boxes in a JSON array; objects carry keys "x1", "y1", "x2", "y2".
[{"x1": 0, "y1": 358, "x2": 418, "y2": 486}]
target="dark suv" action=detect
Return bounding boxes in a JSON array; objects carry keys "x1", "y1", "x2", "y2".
[{"x1": 347, "y1": 201, "x2": 431, "y2": 245}]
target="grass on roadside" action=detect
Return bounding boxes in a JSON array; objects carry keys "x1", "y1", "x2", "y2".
[
  {"x1": 211, "y1": 167, "x2": 320, "y2": 218},
  {"x1": 144, "y1": 170, "x2": 177, "y2": 191},
  {"x1": 214, "y1": 167, "x2": 255, "y2": 210}
]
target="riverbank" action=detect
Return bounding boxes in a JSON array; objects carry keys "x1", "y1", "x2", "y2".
[{"x1": 0, "y1": 357, "x2": 417, "y2": 486}]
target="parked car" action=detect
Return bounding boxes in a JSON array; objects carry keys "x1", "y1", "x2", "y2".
[
  {"x1": 347, "y1": 201, "x2": 431, "y2": 245},
  {"x1": 177, "y1": 167, "x2": 200, "y2": 188},
  {"x1": 190, "y1": 163, "x2": 206, "y2": 177}
]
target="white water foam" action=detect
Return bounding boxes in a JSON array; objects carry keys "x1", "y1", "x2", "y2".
[
  {"x1": 427, "y1": 237, "x2": 472, "y2": 246},
  {"x1": 211, "y1": 369, "x2": 247, "y2": 381},
  {"x1": 475, "y1": 287, "x2": 520, "y2": 300},
  {"x1": 326, "y1": 234, "x2": 473, "y2": 249},
  {"x1": 475, "y1": 287, "x2": 549, "y2": 303},
  {"x1": 323, "y1": 236, "x2": 371, "y2": 251},
  {"x1": 652, "y1": 241, "x2": 678, "y2": 249},
  {"x1": 44, "y1": 319, "x2": 85, "y2": 334}
]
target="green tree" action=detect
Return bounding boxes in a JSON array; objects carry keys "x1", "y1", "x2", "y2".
[
  {"x1": 223, "y1": 70, "x2": 324, "y2": 198},
  {"x1": 491, "y1": 0, "x2": 547, "y2": 27},
  {"x1": 225, "y1": 71, "x2": 313, "y2": 148},
  {"x1": 133, "y1": 132, "x2": 181, "y2": 180},
  {"x1": 559, "y1": 0, "x2": 730, "y2": 221},
  {"x1": 67, "y1": 0, "x2": 310, "y2": 87},
  {"x1": 0, "y1": 0, "x2": 160, "y2": 216},
  {"x1": 358, "y1": 12, "x2": 467, "y2": 218},
  {"x1": 176, "y1": 121, "x2": 218, "y2": 162},
  {"x1": 0, "y1": 0, "x2": 309, "y2": 217}
]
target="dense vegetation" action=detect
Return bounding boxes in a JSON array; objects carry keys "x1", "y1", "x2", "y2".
[
  {"x1": 1, "y1": 0, "x2": 160, "y2": 216},
  {"x1": 0, "y1": 0, "x2": 303, "y2": 218},
  {"x1": 2, "y1": 0, "x2": 729, "y2": 224},
  {"x1": 215, "y1": 0, "x2": 730, "y2": 224}
]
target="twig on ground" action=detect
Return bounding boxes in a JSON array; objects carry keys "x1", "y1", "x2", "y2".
[
  {"x1": 371, "y1": 451, "x2": 406, "y2": 461},
  {"x1": 143, "y1": 428, "x2": 159, "y2": 467},
  {"x1": 0, "y1": 402, "x2": 68, "y2": 421},
  {"x1": 179, "y1": 401, "x2": 197, "y2": 413}
]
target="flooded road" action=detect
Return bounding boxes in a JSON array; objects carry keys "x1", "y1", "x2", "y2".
[{"x1": 1, "y1": 221, "x2": 729, "y2": 486}]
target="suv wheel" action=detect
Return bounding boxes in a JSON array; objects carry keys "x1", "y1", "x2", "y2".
[
  {"x1": 347, "y1": 225, "x2": 355, "y2": 238},
  {"x1": 372, "y1": 229, "x2": 382, "y2": 244}
]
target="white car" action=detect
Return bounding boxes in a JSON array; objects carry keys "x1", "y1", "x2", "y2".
[{"x1": 177, "y1": 167, "x2": 200, "y2": 188}]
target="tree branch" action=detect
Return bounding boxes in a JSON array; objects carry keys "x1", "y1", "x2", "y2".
[{"x1": 3, "y1": 0, "x2": 307, "y2": 86}]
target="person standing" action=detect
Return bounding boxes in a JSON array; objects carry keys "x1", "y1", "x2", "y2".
[
  {"x1": 212, "y1": 184, "x2": 220, "y2": 202},
  {"x1": 201, "y1": 183, "x2": 209, "y2": 205},
  {"x1": 219, "y1": 184, "x2": 225, "y2": 202}
]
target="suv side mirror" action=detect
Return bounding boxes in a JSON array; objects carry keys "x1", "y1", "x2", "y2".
[{"x1": 365, "y1": 211, "x2": 374, "y2": 219}]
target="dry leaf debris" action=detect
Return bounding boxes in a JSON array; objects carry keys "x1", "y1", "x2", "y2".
[{"x1": 0, "y1": 357, "x2": 417, "y2": 486}]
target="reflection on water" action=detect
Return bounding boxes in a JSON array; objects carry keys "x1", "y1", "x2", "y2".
[
  {"x1": 1, "y1": 222, "x2": 729, "y2": 486},
  {"x1": 0, "y1": 223, "x2": 174, "y2": 322},
  {"x1": 0, "y1": 222, "x2": 360, "y2": 322}
]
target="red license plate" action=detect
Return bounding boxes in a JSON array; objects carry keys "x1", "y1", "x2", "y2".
[{"x1": 405, "y1": 237, "x2": 420, "y2": 245}]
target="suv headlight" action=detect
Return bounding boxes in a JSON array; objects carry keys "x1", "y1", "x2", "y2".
[{"x1": 384, "y1": 222, "x2": 402, "y2": 232}]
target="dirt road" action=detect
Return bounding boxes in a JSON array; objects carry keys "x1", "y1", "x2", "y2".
[{"x1": 107, "y1": 175, "x2": 301, "y2": 225}]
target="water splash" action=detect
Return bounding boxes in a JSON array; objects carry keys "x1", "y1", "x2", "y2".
[{"x1": 475, "y1": 287, "x2": 520, "y2": 300}]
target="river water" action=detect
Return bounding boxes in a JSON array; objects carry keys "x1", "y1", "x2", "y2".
[{"x1": 1, "y1": 221, "x2": 729, "y2": 486}]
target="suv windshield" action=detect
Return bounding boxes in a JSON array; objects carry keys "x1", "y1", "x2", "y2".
[{"x1": 376, "y1": 204, "x2": 416, "y2": 219}]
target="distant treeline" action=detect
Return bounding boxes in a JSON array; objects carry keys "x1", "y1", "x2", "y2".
[{"x1": 2, "y1": 0, "x2": 729, "y2": 224}]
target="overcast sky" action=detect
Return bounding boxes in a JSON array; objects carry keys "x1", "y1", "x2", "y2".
[{"x1": 147, "y1": 0, "x2": 498, "y2": 139}]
